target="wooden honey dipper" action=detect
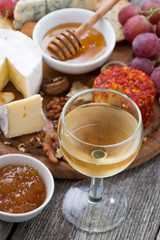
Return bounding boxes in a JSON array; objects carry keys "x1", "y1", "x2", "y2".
[{"x1": 47, "y1": 0, "x2": 120, "y2": 61}]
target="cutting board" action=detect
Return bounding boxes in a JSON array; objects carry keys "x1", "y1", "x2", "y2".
[{"x1": 0, "y1": 41, "x2": 160, "y2": 179}]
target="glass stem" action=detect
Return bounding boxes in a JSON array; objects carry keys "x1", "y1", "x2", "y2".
[{"x1": 89, "y1": 178, "x2": 103, "y2": 203}]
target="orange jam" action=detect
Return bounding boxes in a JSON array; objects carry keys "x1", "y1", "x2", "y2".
[
  {"x1": 41, "y1": 23, "x2": 107, "y2": 63},
  {"x1": 0, "y1": 164, "x2": 46, "y2": 214}
]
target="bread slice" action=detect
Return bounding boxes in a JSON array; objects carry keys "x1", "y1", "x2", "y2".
[{"x1": 96, "y1": 0, "x2": 131, "y2": 42}]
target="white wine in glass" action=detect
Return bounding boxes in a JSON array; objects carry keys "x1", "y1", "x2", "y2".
[{"x1": 58, "y1": 88, "x2": 143, "y2": 232}]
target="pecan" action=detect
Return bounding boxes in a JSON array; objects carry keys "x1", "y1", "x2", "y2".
[
  {"x1": 47, "y1": 110, "x2": 61, "y2": 120},
  {"x1": 46, "y1": 96, "x2": 70, "y2": 122},
  {"x1": 43, "y1": 96, "x2": 70, "y2": 162},
  {"x1": 42, "y1": 133, "x2": 58, "y2": 164},
  {"x1": 51, "y1": 104, "x2": 62, "y2": 111},
  {"x1": 42, "y1": 130, "x2": 64, "y2": 163},
  {"x1": 52, "y1": 112, "x2": 61, "y2": 120},
  {"x1": 46, "y1": 100, "x2": 54, "y2": 110}
]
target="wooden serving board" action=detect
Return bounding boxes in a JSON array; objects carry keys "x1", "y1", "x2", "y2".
[{"x1": 0, "y1": 41, "x2": 160, "y2": 179}]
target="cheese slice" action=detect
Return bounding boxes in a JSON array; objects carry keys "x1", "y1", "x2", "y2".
[
  {"x1": 0, "y1": 29, "x2": 42, "y2": 98},
  {"x1": 0, "y1": 94, "x2": 46, "y2": 138},
  {"x1": 13, "y1": 0, "x2": 96, "y2": 29}
]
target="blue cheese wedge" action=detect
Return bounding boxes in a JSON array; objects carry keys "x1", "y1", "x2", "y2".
[
  {"x1": 0, "y1": 94, "x2": 47, "y2": 138},
  {"x1": 14, "y1": 0, "x2": 46, "y2": 29},
  {"x1": 0, "y1": 29, "x2": 42, "y2": 98},
  {"x1": 14, "y1": 0, "x2": 96, "y2": 29}
]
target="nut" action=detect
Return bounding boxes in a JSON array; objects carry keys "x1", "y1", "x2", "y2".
[
  {"x1": 29, "y1": 136, "x2": 42, "y2": 148},
  {"x1": 42, "y1": 77, "x2": 69, "y2": 95},
  {"x1": 18, "y1": 143, "x2": 27, "y2": 152},
  {"x1": 3, "y1": 141, "x2": 12, "y2": 146},
  {"x1": 101, "y1": 61, "x2": 127, "y2": 73},
  {"x1": 46, "y1": 96, "x2": 69, "y2": 121},
  {"x1": 42, "y1": 133, "x2": 58, "y2": 163},
  {"x1": 55, "y1": 148, "x2": 63, "y2": 159}
]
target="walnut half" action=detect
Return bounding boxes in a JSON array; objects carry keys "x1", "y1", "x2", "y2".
[
  {"x1": 42, "y1": 133, "x2": 59, "y2": 164},
  {"x1": 42, "y1": 77, "x2": 69, "y2": 95}
]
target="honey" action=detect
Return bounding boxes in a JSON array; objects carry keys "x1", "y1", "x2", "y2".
[
  {"x1": 0, "y1": 164, "x2": 46, "y2": 214},
  {"x1": 41, "y1": 23, "x2": 107, "y2": 63}
]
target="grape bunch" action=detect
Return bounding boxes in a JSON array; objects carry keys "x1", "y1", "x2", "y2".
[{"x1": 118, "y1": 0, "x2": 160, "y2": 96}]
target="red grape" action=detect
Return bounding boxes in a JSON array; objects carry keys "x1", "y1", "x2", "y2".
[
  {"x1": 128, "y1": 57, "x2": 154, "y2": 75},
  {"x1": 132, "y1": 32, "x2": 159, "y2": 58},
  {"x1": 141, "y1": 0, "x2": 160, "y2": 24},
  {"x1": 118, "y1": 4, "x2": 140, "y2": 26},
  {"x1": 150, "y1": 67, "x2": 160, "y2": 95},
  {"x1": 0, "y1": 0, "x2": 19, "y2": 18},
  {"x1": 123, "y1": 15, "x2": 151, "y2": 42}
]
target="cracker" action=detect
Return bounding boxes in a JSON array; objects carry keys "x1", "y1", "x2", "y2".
[
  {"x1": 96, "y1": 0, "x2": 131, "y2": 42},
  {"x1": 66, "y1": 81, "x2": 89, "y2": 97}
]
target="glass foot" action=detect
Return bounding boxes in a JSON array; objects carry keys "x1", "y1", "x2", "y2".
[{"x1": 62, "y1": 180, "x2": 127, "y2": 233}]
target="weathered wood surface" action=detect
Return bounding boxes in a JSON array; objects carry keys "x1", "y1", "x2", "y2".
[{"x1": 1, "y1": 153, "x2": 160, "y2": 240}]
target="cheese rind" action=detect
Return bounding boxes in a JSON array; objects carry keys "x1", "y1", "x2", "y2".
[
  {"x1": 0, "y1": 29, "x2": 42, "y2": 98},
  {"x1": 14, "y1": 0, "x2": 96, "y2": 29},
  {"x1": 0, "y1": 94, "x2": 47, "y2": 138}
]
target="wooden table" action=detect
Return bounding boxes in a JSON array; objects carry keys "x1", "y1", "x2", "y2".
[
  {"x1": 0, "y1": 153, "x2": 160, "y2": 240},
  {"x1": 1, "y1": 0, "x2": 160, "y2": 239}
]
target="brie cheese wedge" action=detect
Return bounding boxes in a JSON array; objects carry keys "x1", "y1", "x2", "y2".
[
  {"x1": 0, "y1": 29, "x2": 42, "y2": 98},
  {"x1": 0, "y1": 94, "x2": 46, "y2": 138}
]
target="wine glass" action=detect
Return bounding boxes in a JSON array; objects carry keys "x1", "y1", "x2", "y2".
[{"x1": 58, "y1": 88, "x2": 143, "y2": 232}]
